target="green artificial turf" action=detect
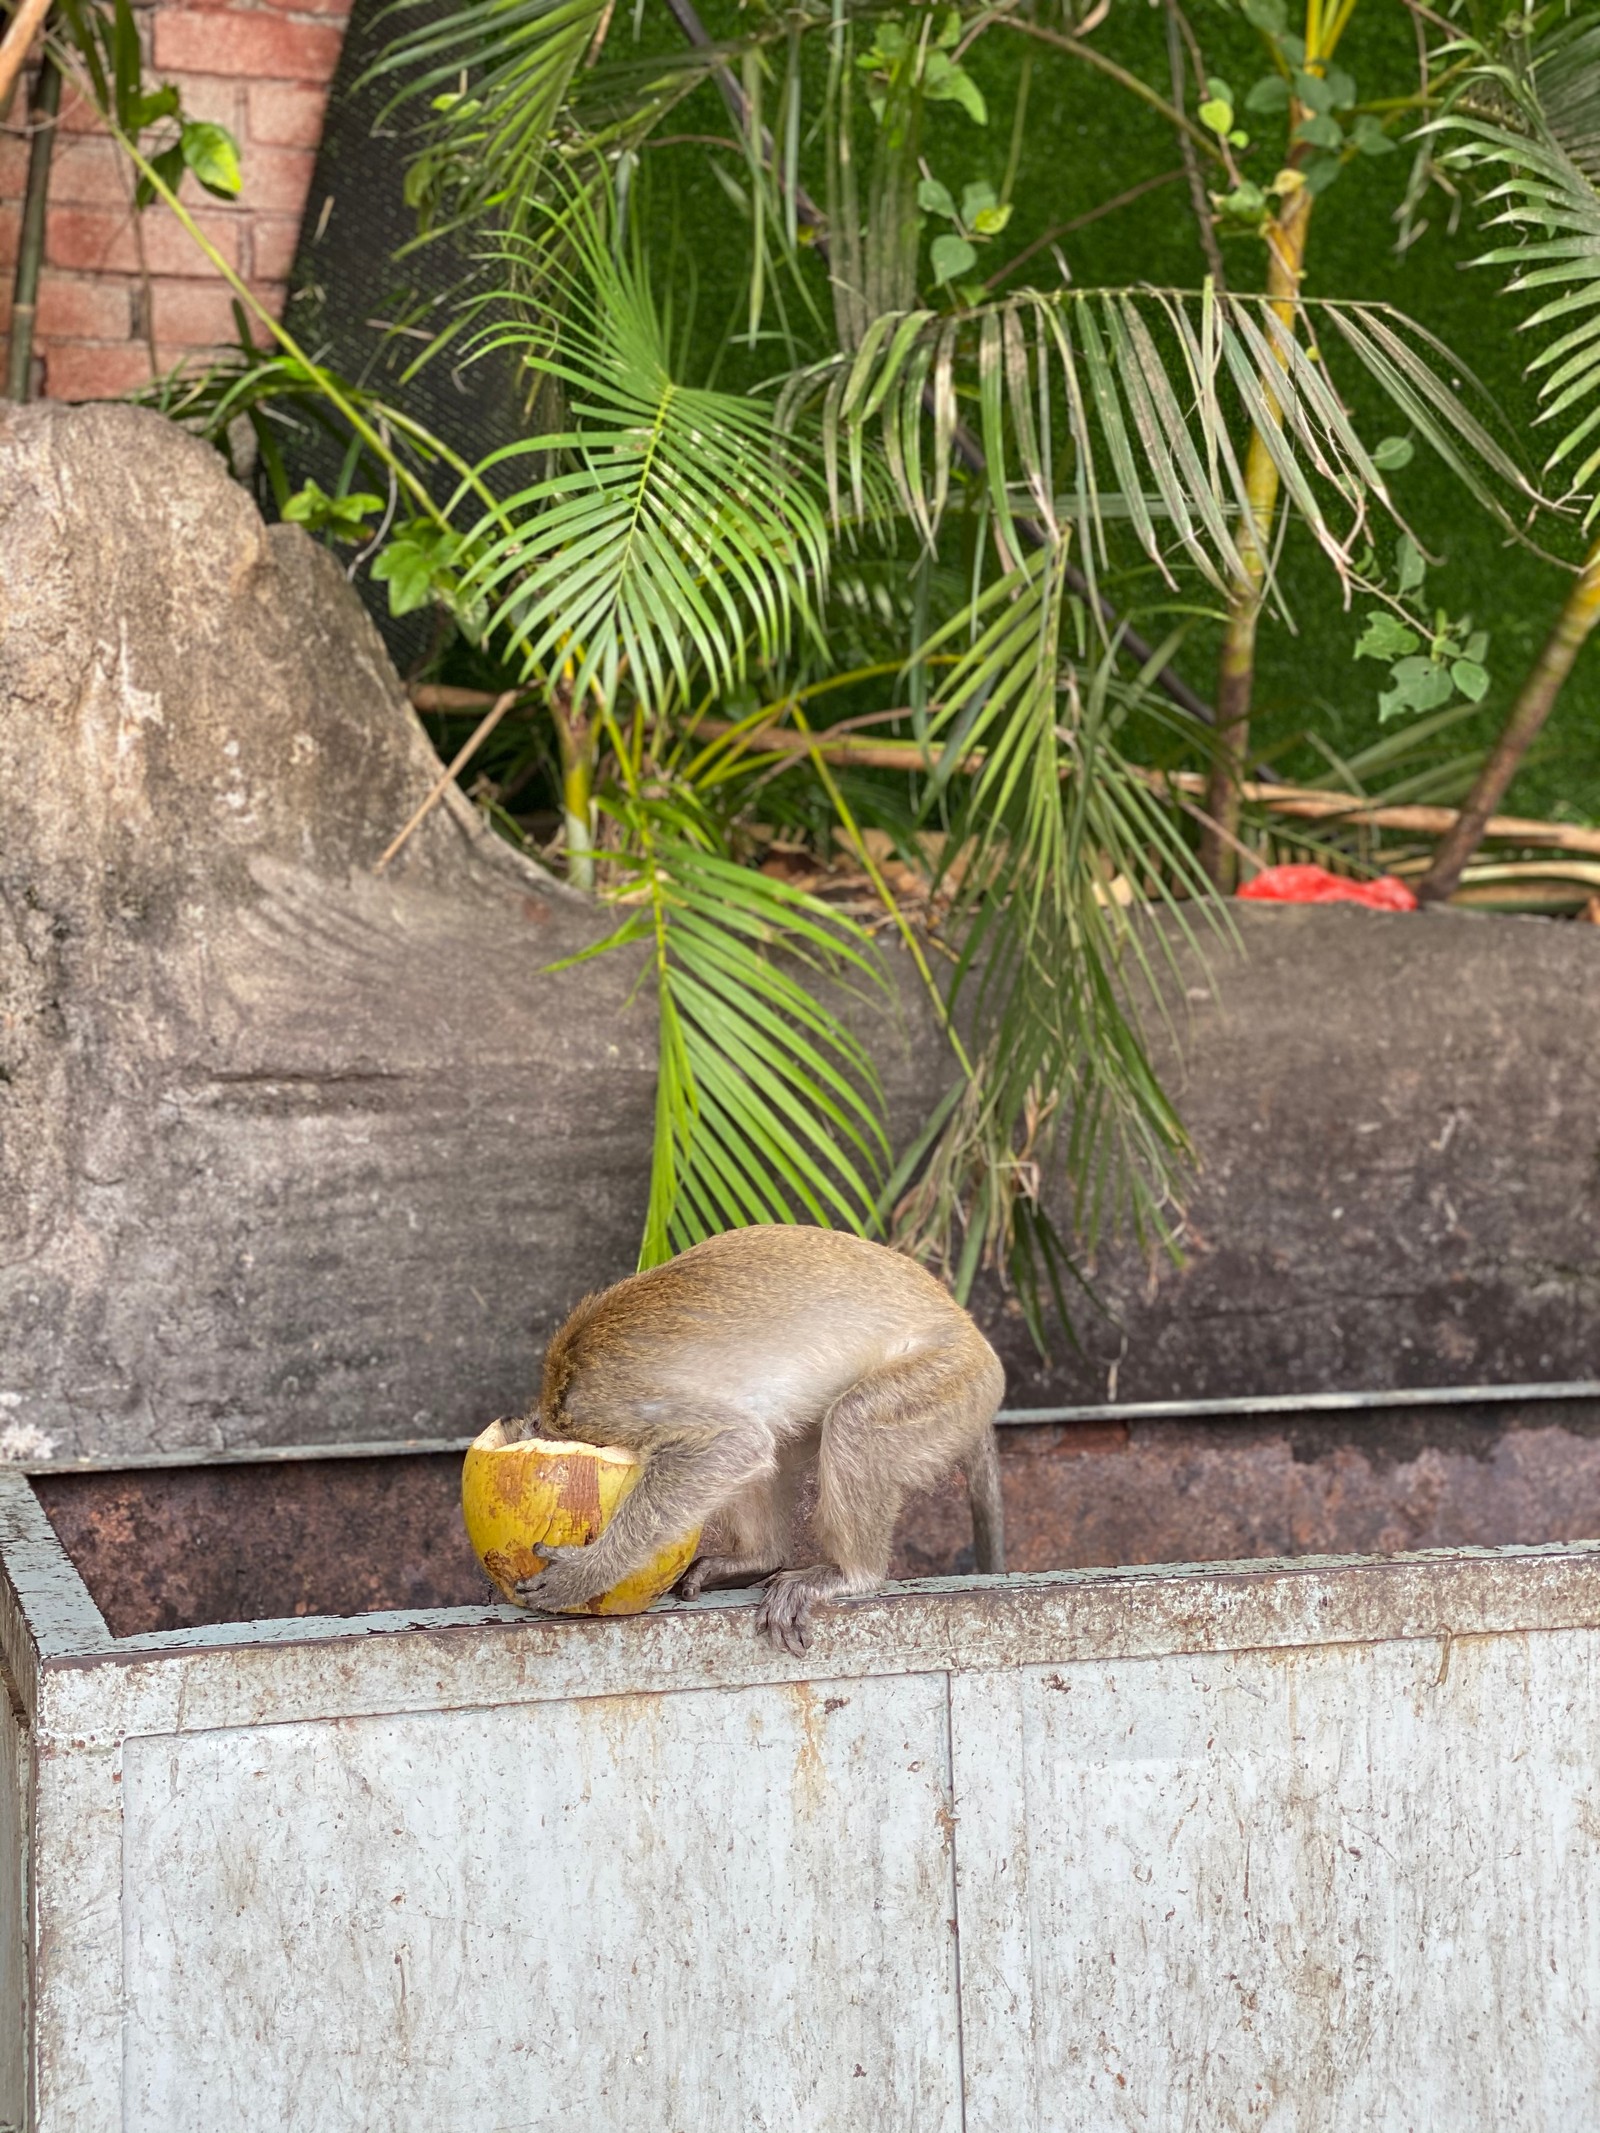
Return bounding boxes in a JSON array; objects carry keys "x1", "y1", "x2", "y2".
[{"x1": 646, "y1": 0, "x2": 1598, "y2": 824}]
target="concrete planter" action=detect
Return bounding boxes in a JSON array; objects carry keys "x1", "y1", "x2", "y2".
[{"x1": 6, "y1": 1421, "x2": 1600, "y2": 2131}]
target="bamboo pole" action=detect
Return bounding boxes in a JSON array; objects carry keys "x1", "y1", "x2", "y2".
[
  {"x1": 5, "y1": 44, "x2": 59, "y2": 403},
  {"x1": 1199, "y1": 173, "x2": 1315, "y2": 891},
  {"x1": 408, "y1": 686, "x2": 1600, "y2": 860},
  {"x1": 374, "y1": 690, "x2": 519, "y2": 874},
  {"x1": 1200, "y1": 0, "x2": 1369, "y2": 891},
  {"x1": 549, "y1": 673, "x2": 595, "y2": 892}
]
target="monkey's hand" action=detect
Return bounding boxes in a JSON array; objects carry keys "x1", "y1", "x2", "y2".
[{"x1": 512, "y1": 1544, "x2": 609, "y2": 1614}]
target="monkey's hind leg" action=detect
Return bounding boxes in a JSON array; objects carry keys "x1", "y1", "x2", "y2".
[
  {"x1": 678, "y1": 1432, "x2": 810, "y2": 1599},
  {"x1": 756, "y1": 1342, "x2": 999, "y2": 1655}
]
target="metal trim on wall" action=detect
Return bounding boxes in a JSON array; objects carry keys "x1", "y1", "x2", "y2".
[{"x1": 12, "y1": 1377, "x2": 1600, "y2": 1474}]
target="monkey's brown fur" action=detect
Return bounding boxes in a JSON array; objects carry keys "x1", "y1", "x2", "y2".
[{"x1": 511, "y1": 1226, "x2": 1006, "y2": 1653}]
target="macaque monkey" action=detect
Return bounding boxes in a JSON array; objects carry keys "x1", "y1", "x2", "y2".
[{"x1": 510, "y1": 1225, "x2": 1007, "y2": 1653}]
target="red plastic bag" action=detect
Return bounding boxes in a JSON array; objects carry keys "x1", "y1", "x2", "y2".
[{"x1": 1237, "y1": 863, "x2": 1418, "y2": 912}]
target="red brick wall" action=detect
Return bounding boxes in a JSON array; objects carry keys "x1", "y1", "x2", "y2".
[{"x1": 0, "y1": 0, "x2": 348, "y2": 401}]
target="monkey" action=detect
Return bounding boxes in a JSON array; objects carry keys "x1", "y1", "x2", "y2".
[{"x1": 508, "y1": 1225, "x2": 1007, "y2": 1654}]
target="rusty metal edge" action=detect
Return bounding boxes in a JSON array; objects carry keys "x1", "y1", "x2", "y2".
[
  {"x1": 996, "y1": 1379, "x2": 1600, "y2": 1425},
  {"x1": 11, "y1": 1379, "x2": 1600, "y2": 1476}
]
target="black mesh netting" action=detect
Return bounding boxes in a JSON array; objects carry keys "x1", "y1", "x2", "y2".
[{"x1": 277, "y1": 0, "x2": 530, "y2": 670}]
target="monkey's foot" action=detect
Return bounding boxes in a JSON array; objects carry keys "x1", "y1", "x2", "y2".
[
  {"x1": 513, "y1": 1544, "x2": 608, "y2": 1613},
  {"x1": 754, "y1": 1565, "x2": 845, "y2": 1656},
  {"x1": 678, "y1": 1553, "x2": 786, "y2": 1600}
]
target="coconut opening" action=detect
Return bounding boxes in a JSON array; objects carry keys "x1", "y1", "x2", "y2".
[{"x1": 478, "y1": 1419, "x2": 638, "y2": 1466}]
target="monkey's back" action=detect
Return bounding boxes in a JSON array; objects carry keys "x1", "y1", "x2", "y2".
[{"x1": 539, "y1": 1226, "x2": 991, "y2": 1434}]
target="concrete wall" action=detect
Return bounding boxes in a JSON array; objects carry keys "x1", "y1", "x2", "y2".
[{"x1": 15, "y1": 1485, "x2": 1600, "y2": 2132}]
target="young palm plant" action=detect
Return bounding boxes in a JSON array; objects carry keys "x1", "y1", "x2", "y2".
[
  {"x1": 453, "y1": 220, "x2": 899, "y2": 1265},
  {"x1": 251, "y1": 0, "x2": 1551, "y2": 1330}
]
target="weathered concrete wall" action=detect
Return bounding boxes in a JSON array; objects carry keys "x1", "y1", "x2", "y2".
[
  {"x1": 1031, "y1": 901, "x2": 1600, "y2": 1406},
  {"x1": 18, "y1": 1497, "x2": 1600, "y2": 2133},
  {"x1": 0, "y1": 399, "x2": 653, "y2": 1464},
  {"x1": 3, "y1": 399, "x2": 1599, "y2": 1467}
]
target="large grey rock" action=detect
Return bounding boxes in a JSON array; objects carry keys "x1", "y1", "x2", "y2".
[
  {"x1": 2, "y1": 400, "x2": 1597, "y2": 1468},
  {"x1": 0, "y1": 400, "x2": 664, "y2": 1464}
]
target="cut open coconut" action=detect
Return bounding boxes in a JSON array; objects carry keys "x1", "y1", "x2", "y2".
[{"x1": 461, "y1": 1419, "x2": 700, "y2": 1616}]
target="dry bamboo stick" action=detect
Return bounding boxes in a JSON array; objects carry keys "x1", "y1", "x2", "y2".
[
  {"x1": 406, "y1": 688, "x2": 1600, "y2": 859},
  {"x1": 0, "y1": 0, "x2": 52, "y2": 121},
  {"x1": 377, "y1": 690, "x2": 519, "y2": 873}
]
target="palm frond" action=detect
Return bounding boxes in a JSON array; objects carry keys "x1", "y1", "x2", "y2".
[
  {"x1": 778, "y1": 287, "x2": 1541, "y2": 594},
  {"x1": 1534, "y1": 20, "x2": 1600, "y2": 188},
  {"x1": 891, "y1": 566, "x2": 1223, "y2": 1344},
  {"x1": 576, "y1": 790, "x2": 890, "y2": 1265},
  {"x1": 364, "y1": 0, "x2": 791, "y2": 241},
  {"x1": 1429, "y1": 20, "x2": 1600, "y2": 516},
  {"x1": 364, "y1": 0, "x2": 610, "y2": 235},
  {"x1": 461, "y1": 224, "x2": 832, "y2": 712}
]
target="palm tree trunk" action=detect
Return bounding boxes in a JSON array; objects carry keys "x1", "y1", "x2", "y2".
[
  {"x1": 550, "y1": 675, "x2": 595, "y2": 891},
  {"x1": 1199, "y1": 178, "x2": 1314, "y2": 891},
  {"x1": 1415, "y1": 540, "x2": 1600, "y2": 905}
]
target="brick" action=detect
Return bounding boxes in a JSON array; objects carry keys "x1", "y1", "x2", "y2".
[
  {"x1": 43, "y1": 341, "x2": 155, "y2": 400},
  {"x1": 0, "y1": 207, "x2": 18, "y2": 269},
  {"x1": 247, "y1": 213, "x2": 300, "y2": 281},
  {"x1": 246, "y1": 81, "x2": 327, "y2": 147},
  {"x1": 236, "y1": 141, "x2": 315, "y2": 217},
  {"x1": 43, "y1": 137, "x2": 131, "y2": 209},
  {"x1": 149, "y1": 275, "x2": 275, "y2": 346},
  {"x1": 36, "y1": 273, "x2": 135, "y2": 340},
  {"x1": 154, "y1": 13, "x2": 344, "y2": 83},
  {"x1": 58, "y1": 86, "x2": 112, "y2": 136},
  {"x1": 47, "y1": 204, "x2": 242, "y2": 276},
  {"x1": 0, "y1": 133, "x2": 28, "y2": 194},
  {"x1": 46, "y1": 207, "x2": 136, "y2": 273},
  {"x1": 160, "y1": 73, "x2": 246, "y2": 130},
  {"x1": 257, "y1": 0, "x2": 353, "y2": 17},
  {"x1": 54, "y1": 136, "x2": 260, "y2": 220}
]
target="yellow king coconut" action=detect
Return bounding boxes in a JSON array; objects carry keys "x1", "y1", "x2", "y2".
[{"x1": 461, "y1": 1419, "x2": 699, "y2": 1616}]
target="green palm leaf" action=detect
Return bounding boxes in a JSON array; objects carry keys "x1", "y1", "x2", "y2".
[
  {"x1": 574, "y1": 793, "x2": 890, "y2": 1266},
  {"x1": 778, "y1": 286, "x2": 1540, "y2": 602},
  {"x1": 890, "y1": 554, "x2": 1222, "y2": 1341},
  {"x1": 462, "y1": 230, "x2": 831, "y2": 712},
  {"x1": 365, "y1": 0, "x2": 781, "y2": 241},
  {"x1": 364, "y1": 0, "x2": 610, "y2": 233},
  {"x1": 1429, "y1": 20, "x2": 1600, "y2": 514}
]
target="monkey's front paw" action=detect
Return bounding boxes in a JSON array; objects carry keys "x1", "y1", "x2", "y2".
[
  {"x1": 513, "y1": 1545, "x2": 605, "y2": 1614},
  {"x1": 754, "y1": 1569, "x2": 820, "y2": 1656}
]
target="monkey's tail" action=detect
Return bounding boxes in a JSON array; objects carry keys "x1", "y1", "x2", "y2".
[{"x1": 966, "y1": 1426, "x2": 1007, "y2": 1576}]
